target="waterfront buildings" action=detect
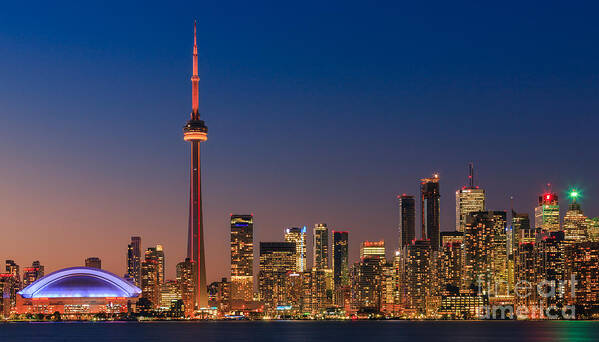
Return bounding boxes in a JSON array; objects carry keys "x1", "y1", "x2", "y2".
[
  {"x1": 565, "y1": 242, "x2": 599, "y2": 318},
  {"x1": 160, "y1": 280, "x2": 182, "y2": 311}
]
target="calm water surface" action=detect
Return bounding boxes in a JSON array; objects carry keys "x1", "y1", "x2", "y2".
[{"x1": 1, "y1": 321, "x2": 598, "y2": 342}]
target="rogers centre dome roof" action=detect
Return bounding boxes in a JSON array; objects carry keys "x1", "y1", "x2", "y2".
[{"x1": 18, "y1": 267, "x2": 142, "y2": 299}]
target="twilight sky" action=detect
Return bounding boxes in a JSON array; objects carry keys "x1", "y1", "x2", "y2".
[{"x1": 1, "y1": 1, "x2": 599, "y2": 281}]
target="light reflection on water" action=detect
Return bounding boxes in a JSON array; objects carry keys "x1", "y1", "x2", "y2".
[{"x1": 0, "y1": 320, "x2": 598, "y2": 342}]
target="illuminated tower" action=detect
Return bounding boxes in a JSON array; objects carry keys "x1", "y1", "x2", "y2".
[
  {"x1": 230, "y1": 214, "x2": 254, "y2": 301},
  {"x1": 313, "y1": 223, "x2": 329, "y2": 269},
  {"x1": 403, "y1": 240, "x2": 432, "y2": 316},
  {"x1": 455, "y1": 163, "x2": 485, "y2": 232},
  {"x1": 463, "y1": 211, "x2": 508, "y2": 293},
  {"x1": 563, "y1": 189, "x2": 588, "y2": 244},
  {"x1": 534, "y1": 187, "x2": 560, "y2": 231},
  {"x1": 127, "y1": 236, "x2": 142, "y2": 287},
  {"x1": 183, "y1": 22, "x2": 209, "y2": 309},
  {"x1": 285, "y1": 227, "x2": 307, "y2": 272},
  {"x1": 421, "y1": 174, "x2": 440, "y2": 250}
]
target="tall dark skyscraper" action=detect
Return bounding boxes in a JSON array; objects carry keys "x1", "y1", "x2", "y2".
[
  {"x1": 398, "y1": 194, "x2": 416, "y2": 247},
  {"x1": 127, "y1": 236, "x2": 141, "y2": 287},
  {"x1": 421, "y1": 174, "x2": 441, "y2": 250},
  {"x1": 314, "y1": 223, "x2": 329, "y2": 269},
  {"x1": 183, "y1": 22, "x2": 209, "y2": 309},
  {"x1": 332, "y1": 230, "x2": 349, "y2": 289},
  {"x1": 230, "y1": 214, "x2": 254, "y2": 301}
]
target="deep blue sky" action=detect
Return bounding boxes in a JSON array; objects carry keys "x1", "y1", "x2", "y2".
[{"x1": 1, "y1": 1, "x2": 598, "y2": 280}]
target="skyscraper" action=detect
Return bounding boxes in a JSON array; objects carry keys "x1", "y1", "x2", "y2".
[
  {"x1": 5, "y1": 260, "x2": 20, "y2": 286},
  {"x1": 421, "y1": 174, "x2": 441, "y2": 250},
  {"x1": 403, "y1": 240, "x2": 433, "y2": 316},
  {"x1": 332, "y1": 231, "x2": 349, "y2": 289},
  {"x1": 0, "y1": 272, "x2": 18, "y2": 318},
  {"x1": 509, "y1": 212, "x2": 531, "y2": 290},
  {"x1": 534, "y1": 191, "x2": 560, "y2": 231},
  {"x1": 565, "y1": 242, "x2": 599, "y2": 318},
  {"x1": 85, "y1": 257, "x2": 102, "y2": 269},
  {"x1": 183, "y1": 22, "x2": 209, "y2": 309},
  {"x1": 398, "y1": 194, "x2": 416, "y2": 247},
  {"x1": 230, "y1": 214, "x2": 254, "y2": 301},
  {"x1": 22, "y1": 261, "x2": 44, "y2": 288},
  {"x1": 142, "y1": 246, "x2": 164, "y2": 308},
  {"x1": 351, "y1": 257, "x2": 384, "y2": 311},
  {"x1": 455, "y1": 163, "x2": 485, "y2": 232},
  {"x1": 313, "y1": 223, "x2": 329, "y2": 269},
  {"x1": 258, "y1": 242, "x2": 296, "y2": 310},
  {"x1": 537, "y1": 230, "x2": 566, "y2": 312},
  {"x1": 127, "y1": 236, "x2": 142, "y2": 287},
  {"x1": 439, "y1": 232, "x2": 463, "y2": 295},
  {"x1": 563, "y1": 190, "x2": 589, "y2": 245},
  {"x1": 148, "y1": 245, "x2": 165, "y2": 285},
  {"x1": 285, "y1": 227, "x2": 307, "y2": 273},
  {"x1": 176, "y1": 258, "x2": 195, "y2": 317},
  {"x1": 4, "y1": 260, "x2": 20, "y2": 312},
  {"x1": 463, "y1": 211, "x2": 508, "y2": 293},
  {"x1": 141, "y1": 258, "x2": 160, "y2": 308}
]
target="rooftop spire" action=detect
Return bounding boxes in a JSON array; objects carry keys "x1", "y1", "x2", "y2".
[
  {"x1": 468, "y1": 162, "x2": 474, "y2": 188},
  {"x1": 191, "y1": 20, "x2": 200, "y2": 118}
]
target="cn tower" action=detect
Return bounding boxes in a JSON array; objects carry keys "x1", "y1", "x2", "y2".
[{"x1": 183, "y1": 21, "x2": 208, "y2": 309}]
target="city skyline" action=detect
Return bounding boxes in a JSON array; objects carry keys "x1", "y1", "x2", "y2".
[{"x1": 2, "y1": 1, "x2": 599, "y2": 285}]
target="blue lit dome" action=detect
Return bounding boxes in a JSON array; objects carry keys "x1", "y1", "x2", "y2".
[{"x1": 18, "y1": 267, "x2": 142, "y2": 298}]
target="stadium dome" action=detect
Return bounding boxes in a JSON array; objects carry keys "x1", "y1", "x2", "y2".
[{"x1": 18, "y1": 267, "x2": 141, "y2": 298}]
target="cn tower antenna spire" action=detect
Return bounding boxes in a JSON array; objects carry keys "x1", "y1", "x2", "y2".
[
  {"x1": 468, "y1": 162, "x2": 474, "y2": 188},
  {"x1": 183, "y1": 19, "x2": 209, "y2": 311},
  {"x1": 191, "y1": 20, "x2": 200, "y2": 119}
]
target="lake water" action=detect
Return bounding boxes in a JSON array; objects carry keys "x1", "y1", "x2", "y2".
[{"x1": 1, "y1": 320, "x2": 598, "y2": 341}]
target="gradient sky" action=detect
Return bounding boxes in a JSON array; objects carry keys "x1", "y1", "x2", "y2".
[{"x1": 1, "y1": 1, "x2": 599, "y2": 281}]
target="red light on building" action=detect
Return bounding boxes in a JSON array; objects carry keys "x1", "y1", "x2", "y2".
[{"x1": 362, "y1": 241, "x2": 384, "y2": 247}]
